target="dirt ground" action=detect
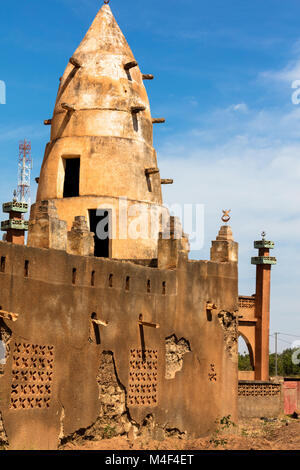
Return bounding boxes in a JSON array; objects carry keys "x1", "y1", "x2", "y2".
[{"x1": 62, "y1": 416, "x2": 300, "y2": 451}]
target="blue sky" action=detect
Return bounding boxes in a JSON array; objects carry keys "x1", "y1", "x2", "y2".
[{"x1": 1, "y1": 0, "x2": 300, "y2": 352}]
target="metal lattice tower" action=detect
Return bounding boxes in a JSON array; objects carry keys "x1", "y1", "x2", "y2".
[{"x1": 17, "y1": 139, "x2": 32, "y2": 205}]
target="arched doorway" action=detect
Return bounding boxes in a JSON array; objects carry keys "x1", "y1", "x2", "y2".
[{"x1": 238, "y1": 333, "x2": 255, "y2": 380}]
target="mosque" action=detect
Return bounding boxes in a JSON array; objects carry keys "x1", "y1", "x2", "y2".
[{"x1": 0, "y1": 3, "x2": 276, "y2": 449}]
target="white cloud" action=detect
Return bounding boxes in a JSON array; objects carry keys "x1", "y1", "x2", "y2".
[
  {"x1": 260, "y1": 40, "x2": 300, "y2": 85},
  {"x1": 228, "y1": 103, "x2": 248, "y2": 113},
  {"x1": 160, "y1": 140, "x2": 300, "y2": 243},
  {"x1": 158, "y1": 102, "x2": 300, "y2": 342},
  {"x1": 262, "y1": 59, "x2": 300, "y2": 83}
]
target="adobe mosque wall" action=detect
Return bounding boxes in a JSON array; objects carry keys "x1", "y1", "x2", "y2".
[
  {"x1": 0, "y1": 236, "x2": 238, "y2": 449},
  {"x1": 0, "y1": 3, "x2": 240, "y2": 450}
]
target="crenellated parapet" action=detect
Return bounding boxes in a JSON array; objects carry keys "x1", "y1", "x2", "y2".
[{"x1": 27, "y1": 200, "x2": 67, "y2": 251}]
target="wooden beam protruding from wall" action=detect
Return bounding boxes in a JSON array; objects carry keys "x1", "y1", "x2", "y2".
[
  {"x1": 161, "y1": 179, "x2": 173, "y2": 185},
  {"x1": 44, "y1": 119, "x2": 52, "y2": 126},
  {"x1": 206, "y1": 303, "x2": 217, "y2": 311},
  {"x1": 145, "y1": 168, "x2": 159, "y2": 176},
  {"x1": 92, "y1": 319, "x2": 108, "y2": 327},
  {"x1": 124, "y1": 60, "x2": 138, "y2": 71},
  {"x1": 61, "y1": 103, "x2": 76, "y2": 112},
  {"x1": 69, "y1": 57, "x2": 82, "y2": 68},
  {"x1": 131, "y1": 106, "x2": 146, "y2": 113},
  {"x1": 138, "y1": 314, "x2": 160, "y2": 329},
  {"x1": 152, "y1": 118, "x2": 165, "y2": 124},
  {"x1": 142, "y1": 74, "x2": 154, "y2": 80}
]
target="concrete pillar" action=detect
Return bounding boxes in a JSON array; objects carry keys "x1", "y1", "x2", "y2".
[
  {"x1": 1, "y1": 199, "x2": 29, "y2": 245},
  {"x1": 251, "y1": 238, "x2": 276, "y2": 381}
]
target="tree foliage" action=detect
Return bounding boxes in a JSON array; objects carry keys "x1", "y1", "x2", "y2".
[
  {"x1": 239, "y1": 348, "x2": 300, "y2": 377},
  {"x1": 238, "y1": 352, "x2": 253, "y2": 371}
]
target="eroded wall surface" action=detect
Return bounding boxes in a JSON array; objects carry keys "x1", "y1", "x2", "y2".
[{"x1": 0, "y1": 241, "x2": 238, "y2": 449}]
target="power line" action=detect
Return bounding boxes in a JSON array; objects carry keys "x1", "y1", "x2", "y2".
[
  {"x1": 277, "y1": 337, "x2": 292, "y2": 345},
  {"x1": 277, "y1": 332, "x2": 300, "y2": 338},
  {"x1": 270, "y1": 332, "x2": 300, "y2": 339},
  {"x1": 270, "y1": 335, "x2": 294, "y2": 345},
  {"x1": 270, "y1": 334, "x2": 293, "y2": 345}
]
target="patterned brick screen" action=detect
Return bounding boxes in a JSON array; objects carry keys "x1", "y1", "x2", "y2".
[
  {"x1": 10, "y1": 342, "x2": 54, "y2": 409},
  {"x1": 128, "y1": 349, "x2": 158, "y2": 406},
  {"x1": 239, "y1": 298, "x2": 255, "y2": 309},
  {"x1": 238, "y1": 383, "x2": 281, "y2": 397}
]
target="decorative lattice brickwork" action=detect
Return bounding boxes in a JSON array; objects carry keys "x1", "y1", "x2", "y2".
[
  {"x1": 128, "y1": 349, "x2": 158, "y2": 407},
  {"x1": 208, "y1": 364, "x2": 217, "y2": 382},
  {"x1": 10, "y1": 342, "x2": 54, "y2": 409},
  {"x1": 238, "y1": 383, "x2": 281, "y2": 397},
  {"x1": 239, "y1": 297, "x2": 255, "y2": 309}
]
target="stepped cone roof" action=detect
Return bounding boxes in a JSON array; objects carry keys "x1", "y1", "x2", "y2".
[
  {"x1": 74, "y1": 4, "x2": 135, "y2": 58},
  {"x1": 51, "y1": 3, "x2": 152, "y2": 134},
  {"x1": 36, "y1": 1, "x2": 164, "y2": 261}
]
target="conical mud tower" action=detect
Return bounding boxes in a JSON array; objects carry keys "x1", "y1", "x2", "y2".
[{"x1": 33, "y1": 4, "x2": 168, "y2": 260}]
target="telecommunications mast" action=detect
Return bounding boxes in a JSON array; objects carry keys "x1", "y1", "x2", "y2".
[{"x1": 17, "y1": 139, "x2": 32, "y2": 205}]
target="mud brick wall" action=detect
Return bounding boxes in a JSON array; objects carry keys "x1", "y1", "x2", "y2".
[
  {"x1": 238, "y1": 381, "x2": 283, "y2": 418},
  {"x1": 0, "y1": 241, "x2": 238, "y2": 449}
]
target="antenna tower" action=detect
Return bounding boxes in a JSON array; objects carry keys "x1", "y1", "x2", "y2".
[{"x1": 17, "y1": 139, "x2": 32, "y2": 205}]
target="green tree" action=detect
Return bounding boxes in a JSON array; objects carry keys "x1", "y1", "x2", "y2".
[
  {"x1": 269, "y1": 348, "x2": 300, "y2": 377},
  {"x1": 239, "y1": 348, "x2": 300, "y2": 376},
  {"x1": 238, "y1": 353, "x2": 253, "y2": 371}
]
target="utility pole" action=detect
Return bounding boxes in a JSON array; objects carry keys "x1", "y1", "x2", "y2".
[{"x1": 275, "y1": 332, "x2": 278, "y2": 376}]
